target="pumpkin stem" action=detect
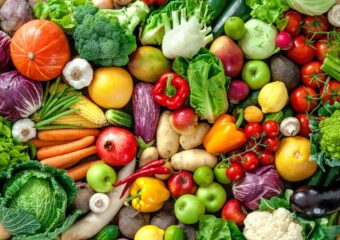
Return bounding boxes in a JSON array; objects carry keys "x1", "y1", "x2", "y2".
[{"x1": 27, "y1": 52, "x2": 35, "y2": 60}]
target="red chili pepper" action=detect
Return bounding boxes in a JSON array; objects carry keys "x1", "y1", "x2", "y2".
[
  {"x1": 152, "y1": 72, "x2": 190, "y2": 110},
  {"x1": 143, "y1": 0, "x2": 167, "y2": 5}
]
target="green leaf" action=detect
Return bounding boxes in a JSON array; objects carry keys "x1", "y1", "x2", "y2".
[
  {"x1": 172, "y1": 56, "x2": 189, "y2": 78},
  {"x1": 246, "y1": 0, "x2": 289, "y2": 24},
  {"x1": 258, "y1": 189, "x2": 293, "y2": 212},
  {"x1": 196, "y1": 215, "x2": 232, "y2": 240},
  {"x1": 227, "y1": 221, "x2": 246, "y2": 240}
]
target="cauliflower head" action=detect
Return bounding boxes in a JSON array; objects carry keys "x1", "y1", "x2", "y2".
[{"x1": 243, "y1": 208, "x2": 303, "y2": 240}]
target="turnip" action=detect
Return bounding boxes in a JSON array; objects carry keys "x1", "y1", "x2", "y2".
[
  {"x1": 227, "y1": 80, "x2": 250, "y2": 104},
  {"x1": 276, "y1": 31, "x2": 294, "y2": 50}
]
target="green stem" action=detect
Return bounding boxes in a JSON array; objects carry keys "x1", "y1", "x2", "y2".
[
  {"x1": 136, "y1": 137, "x2": 154, "y2": 158},
  {"x1": 35, "y1": 108, "x2": 79, "y2": 127},
  {"x1": 235, "y1": 109, "x2": 244, "y2": 128},
  {"x1": 322, "y1": 63, "x2": 340, "y2": 81},
  {"x1": 165, "y1": 75, "x2": 176, "y2": 97},
  {"x1": 44, "y1": 77, "x2": 60, "y2": 111},
  {"x1": 161, "y1": 13, "x2": 171, "y2": 33},
  {"x1": 124, "y1": 192, "x2": 142, "y2": 207},
  {"x1": 35, "y1": 124, "x2": 81, "y2": 130},
  {"x1": 42, "y1": 95, "x2": 80, "y2": 120},
  {"x1": 41, "y1": 81, "x2": 50, "y2": 108},
  {"x1": 172, "y1": 10, "x2": 179, "y2": 28}
]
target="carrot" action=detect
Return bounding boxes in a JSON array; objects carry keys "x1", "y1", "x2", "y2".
[
  {"x1": 31, "y1": 138, "x2": 72, "y2": 148},
  {"x1": 37, "y1": 136, "x2": 96, "y2": 160},
  {"x1": 40, "y1": 145, "x2": 97, "y2": 169},
  {"x1": 67, "y1": 160, "x2": 104, "y2": 181},
  {"x1": 38, "y1": 129, "x2": 101, "y2": 141}
]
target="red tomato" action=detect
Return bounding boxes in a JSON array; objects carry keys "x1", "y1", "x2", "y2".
[
  {"x1": 320, "y1": 80, "x2": 340, "y2": 105},
  {"x1": 296, "y1": 113, "x2": 311, "y2": 138},
  {"x1": 259, "y1": 150, "x2": 275, "y2": 165},
  {"x1": 245, "y1": 140, "x2": 261, "y2": 153},
  {"x1": 284, "y1": 11, "x2": 302, "y2": 37},
  {"x1": 227, "y1": 149, "x2": 243, "y2": 163},
  {"x1": 290, "y1": 86, "x2": 318, "y2": 112},
  {"x1": 241, "y1": 152, "x2": 259, "y2": 171},
  {"x1": 226, "y1": 163, "x2": 244, "y2": 181},
  {"x1": 262, "y1": 120, "x2": 280, "y2": 137},
  {"x1": 244, "y1": 122, "x2": 263, "y2": 140},
  {"x1": 301, "y1": 61, "x2": 327, "y2": 88},
  {"x1": 263, "y1": 137, "x2": 280, "y2": 153},
  {"x1": 316, "y1": 37, "x2": 329, "y2": 62},
  {"x1": 303, "y1": 15, "x2": 329, "y2": 40},
  {"x1": 286, "y1": 35, "x2": 315, "y2": 65}
]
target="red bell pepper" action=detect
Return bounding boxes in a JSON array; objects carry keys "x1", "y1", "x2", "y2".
[{"x1": 152, "y1": 72, "x2": 190, "y2": 110}]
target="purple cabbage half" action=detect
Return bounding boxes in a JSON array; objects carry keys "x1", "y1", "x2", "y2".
[
  {"x1": 133, "y1": 82, "x2": 160, "y2": 144},
  {"x1": 0, "y1": 30, "x2": 11, "y2": 72},
  {"x1": 232, "y1": 165, "x2": 283, "y2": 210},
  {"x1": 0, "y1": 70, "x2": 43, "y2": 121}
]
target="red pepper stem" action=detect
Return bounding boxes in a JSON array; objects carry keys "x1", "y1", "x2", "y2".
[
  {"x1": 235, "y1": 109, "x2": 244, "y2": 128},
  {"x1": 165, "y1": 75, "x2": 176, "y2": 97}
]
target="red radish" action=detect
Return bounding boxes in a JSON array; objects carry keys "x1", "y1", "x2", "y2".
[
  {"x1": 169, "y1": 108, "x2": 198, "y2": 135},
  {"x1": 222, "y1": 199, "x2": 247, "y2": 226},
  {"x1": 276, "y1": 31, "x2": 294, "y2": 50},
  {"x1": 227, "y1": 80, "x2": 250, "y2": 104}
]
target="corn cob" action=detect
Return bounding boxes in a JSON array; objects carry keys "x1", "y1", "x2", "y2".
[{"x1": 51, "y1": 113, "x2": 110, "y2": 128}]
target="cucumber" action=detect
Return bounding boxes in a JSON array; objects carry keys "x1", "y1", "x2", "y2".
[
  {"x1": 212, "y1": 0, "x2": 251, "y2": 37},
  {"x1": 232, "y1": 90, "x2": 260, "y2": 116},
  {"x1": 95, "y1": 225, "x2": 119, "y2": 240},
  {"x1": 208, "y1": 0, "x2": 230, "y2": 22},
  {"x1": 105, "y1": 109, "x2": 133, "y2": 128}
]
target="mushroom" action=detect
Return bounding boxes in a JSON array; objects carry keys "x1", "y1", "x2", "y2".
[{"x1": 280, "y1": 117, "x2": 301, "y2": 136}]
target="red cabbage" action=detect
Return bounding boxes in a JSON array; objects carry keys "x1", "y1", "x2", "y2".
[
  {"x1": 232, "y1": 165, "x2": 283, "y2": 210},
  {"x1": 0, "y1": 31, "x2": 11, "y2": 72},
  {"x1": 0, "y1": 70, "x2": 43, "y2": 121}
]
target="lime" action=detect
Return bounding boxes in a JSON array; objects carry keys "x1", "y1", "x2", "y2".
[{"x1": 224, "y1": 16, "x2": 246, "y2": 40}]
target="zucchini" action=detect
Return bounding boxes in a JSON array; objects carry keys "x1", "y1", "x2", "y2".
[
  {"x1": 95, "y1": 225, "x2": 119, "y2": 240},
  {"x1": 208, "y1": 0, "x2": 230, "y2": 22},
  {"x1": 212, "y1": 0, "x2": 251, "y2": 37},
  {"x1": 105, "y1": 109, "x2": 133, "y2": 128}
]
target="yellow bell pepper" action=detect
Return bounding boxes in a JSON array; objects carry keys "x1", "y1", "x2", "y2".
[{"x1": 130, "y1": 177, "x2": 170, "y2": 212}]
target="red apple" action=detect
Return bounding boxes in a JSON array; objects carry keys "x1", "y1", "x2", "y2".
[
  {"x1": 222, "y1": 199, "x2": 247, "y2": 226},
  {"x1": 210, "y1": 36, "x2": 244, "y2": 78},
  {"x1": 169, "y1": 108, "x2": 198, "y2": 135},
  {"x1": 168, "y1": 171, "x2": 197, "y2": 198},
  {"x1": 96, "y1": 127, "x2": 137, "y2": 166}
]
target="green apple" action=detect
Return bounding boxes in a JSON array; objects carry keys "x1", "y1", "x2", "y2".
[
  {"x1": 86, "y1": 163, "x2": 117, "y2": 193},
  {"x1": 224, "y1": 16, "x2": 245, "y2": 40},
  {"x1": 164, "y1": 225, "x2": 185, "y2": 240},
  {"x1": 194, "y1": 166, "x2": 214, "y2": 187},
  {"x1": 214, "y1": 165, "x2": 231, "y2": 184},
  {"x1": 196, "y1": 182, "x2": 227, "y2": 213},
  {"x1": 174, "y1": 194, "x2": 205, "y2": 224},
  {"x1": 241, "y1": 60, "x2": 271, "y2": 90}
]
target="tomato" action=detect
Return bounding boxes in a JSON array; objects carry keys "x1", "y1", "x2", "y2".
[
  {"x1": 262, "y1": 120, "x2": 280, "y2": 137},
  {"x1": 320, "y1": 80, "x2": 340, "y2": 105},
  {"x1": 301, "y1": 61, "x2": 327, "y2": 88},
  {"x1": 227, "y1": 149, "x2": 243, "y2": 163},
  {"x1": 286, "y1": 35, "x2": 315, "y2": 65},
  {"x1": 259, "y1": 150, "x2": 275, "y2": 165},
  {"x1": 316, "y1": 37, "x2": 329, "y2": 62},
  {"x1": 226, "y1": 163, "x2": 244, "y2": 181},
  {"x1": 244, "y1": 122, "x2": 262, "y2": 140},
  {"x1": 284, "y1": 11, "x2": 302, "y2": 37},
  {"x1": 303, "y1": 15, "x2": 329, "y2": 40},
  {"x1": 241, "y1": 152, "x2": 259, "y2": 171},
  {"x1": 296, "y1": 113, "x2": 311, "y2": 138},
  {"x1": 290, "y1": 86, "x2": 318, "y2": 113},
  {"x1": 245, "y1": 140, "x2": 261, "y2": 153},
  {"x1": 263, "y1": 137, "x2": 280, "y2": 153}
]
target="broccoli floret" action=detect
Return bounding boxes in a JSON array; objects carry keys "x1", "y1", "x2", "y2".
[
  {"x1": 73, "y1": 1, "x2": 149, "y2": 66},
  {"x1": 319, "y1": 110, "x2": 340, "y2": 160}
]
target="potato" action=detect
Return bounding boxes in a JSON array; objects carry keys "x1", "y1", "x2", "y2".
[
  {"x1": 0, "y1": 0, "x2": 6, "y2": 7},
  {"x1": 171, "y1": 149, "x2": 217, "y2": 172},
  {"x1": 156, "y1": 111, "x2": 179, "y2": 159},
  {"x1": 139, "y1": 147, "x2": 159, "y2": 167},
  {"x1": 154, "y1": 161, "x2": 173, "y2": 180},
  {"x1": 179, "y1": 123, "x2": 210, "y2": 150}
]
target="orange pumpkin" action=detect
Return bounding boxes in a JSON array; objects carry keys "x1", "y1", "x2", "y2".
[{"x1": 10, "y1": 19, "x2": 70, "y2": 81}]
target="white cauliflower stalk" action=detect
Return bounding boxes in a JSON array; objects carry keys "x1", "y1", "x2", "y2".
[{"x1": 243, "y1": 207, "x2": 304, "y2": 240}]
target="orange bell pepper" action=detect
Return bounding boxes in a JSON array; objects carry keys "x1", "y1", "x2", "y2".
[{"x1": 203, "y1": 110, "x2": 247, "y2": 155}]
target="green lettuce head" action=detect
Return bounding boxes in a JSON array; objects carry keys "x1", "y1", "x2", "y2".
[{"x1": 0, "y1": 161, "x2": 81, "y2": 240}]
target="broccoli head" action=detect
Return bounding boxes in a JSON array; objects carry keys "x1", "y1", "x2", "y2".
[{"x1": 319, "y1": 109, "x2": 340, "y2": 160}]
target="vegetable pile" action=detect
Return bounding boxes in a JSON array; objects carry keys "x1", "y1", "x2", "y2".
[{"x1": 0, "y1": 0, "x2": 339, "y2": 239}]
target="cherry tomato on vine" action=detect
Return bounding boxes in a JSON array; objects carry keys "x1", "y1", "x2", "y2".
[
  {"x1": 241, "y1": 152, "x2": 259, "y2": 171},
  {"x1": 302, "y1": 15, "x2": 329, "y2": 40},
  {"x1": 320, "y1": 80, "x2": 340, "y2": 105},
  {"x1": 259, "y1": 150, "x2": 275, "y2": 165},
  {"x1": 226, "y1": 163, "x2": 244, "y2": 181},
  {"x1": 227, "y1": 149, "x2": 243, "y2": 163},
  {"x1": 245, "y1": 140, "x2": 261, "y2": 153},
  {"x1": 284, "y1": 11, "x2": 302, "y2": 37},
  {"x1": 262, "y1": 120, "x2": 280, "y2": 137},
  {"x1": 263, "y1": 137, "x2": 280, "y2": 153},
  {"x1": 286, "y1": 35, "x2": 315, "y2": 65},
  {"x1": 244, "y1": 122, "x2": 262, "y2": 139},
  {"x1": 301, "y1": 61, "x2": 327, "y2": 88},
  {"x1": 290, "y1": 86, "x2": 318, "y2": 113},
  {"x1": 316, "y1": 37, "x2": 329, "y2": 62},
  {"x1": 295, "y1": 113, "x2": 311, "y2": 138}
]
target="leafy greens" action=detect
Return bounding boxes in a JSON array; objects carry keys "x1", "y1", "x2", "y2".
[{"x1": 245, "y1": 0, "x2": 289, "y2": 24}]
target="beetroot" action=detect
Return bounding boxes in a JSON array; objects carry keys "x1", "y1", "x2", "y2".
[{"x1": 227, "y1": 80, "x2": 250, "y2": 104}]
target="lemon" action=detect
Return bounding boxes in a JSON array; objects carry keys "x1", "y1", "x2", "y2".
[
  {"x1": 258, "y1": 81, "x2": 288, "y2": 113},
  {"x1": 135, "y1": 225, "x2": 164, "y2": 240},
  {"x1": 275, "y1": 136, "x2": 317, "y2": 182}
]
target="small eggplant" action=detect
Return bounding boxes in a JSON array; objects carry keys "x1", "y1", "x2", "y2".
[{"x1": 291, "y1": 186, "x2": 340, "y2": 219}]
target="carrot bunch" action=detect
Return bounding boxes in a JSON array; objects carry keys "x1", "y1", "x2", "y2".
[{"x1": 32, "y1": 129, "x2": 103, "y2": 180}]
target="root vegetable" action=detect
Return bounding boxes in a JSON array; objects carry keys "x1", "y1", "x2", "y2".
[
  {"x1": 72, "y1": 182, "x2": 94, "y2": 214},
  {"x1": 89, "y1": 193, "x2": 110, "y2": 213},
  {"x1": 171, "y1": 149, "x2": 217, "y2": 172},
  {"x1": 151, "y1": 210, "x2": 177, "y2": 230},
  {"x1": 67, "y1": 160, "x2": 104, "y2": 181},
  {"x1": 139, "y1": 147, "x2": 159, "y2": 167},
  {"x1": 0, "y1": 224, "x2": 10, "y2": 240},
  {"x1": 156, "y1": 111, "x2": 180, "y2": 159},
  {"x1": 179, "y1": 123, "x2": 210, "y2": 150},
  {"x1": 227, "y1": 80, "x2": 250, "y2": 104},
  {"x1": 61, "y1": 159, "x2": 136, "y2": 240},
  {"x1": 37, "y1": 128, "x2": 100, "y2": 141}
]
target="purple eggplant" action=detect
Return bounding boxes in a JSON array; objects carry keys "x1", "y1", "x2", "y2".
[{"x1": 133, "y1": 82, "x2": 160, "y2": 144}]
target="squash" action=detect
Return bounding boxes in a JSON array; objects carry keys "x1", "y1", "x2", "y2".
[{"x1": 10, "y1": 19, "x2": 70, "y2": 81}]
